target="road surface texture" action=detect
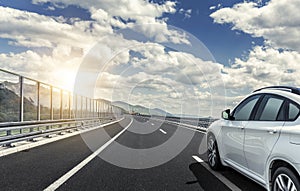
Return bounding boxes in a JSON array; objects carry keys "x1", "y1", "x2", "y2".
[{"x1": 0, "y1": 116, "x2": 265, "y2": 191}]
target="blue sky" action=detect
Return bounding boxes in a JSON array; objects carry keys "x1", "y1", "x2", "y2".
[
  {"x1": 0, "y1": 0, "x2": 299, "y2": 117},
  {"x1": 166, "y1": 0, "x2": 265, "y2": 65},
  {"x1": 0, "y1": 0, "x2": 263, "y2": 65}
]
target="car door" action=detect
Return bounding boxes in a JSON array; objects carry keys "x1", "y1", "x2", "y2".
[
  {"x1": 221, "y1": 94, "x2": 261, "y2": 168},
  {"x1": 243, "y1": 94, "x2": 285, "y2": 180}
]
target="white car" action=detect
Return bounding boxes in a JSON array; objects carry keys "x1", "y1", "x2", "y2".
[{"x1": 207, "y1": 86, "x2": 300, "y2": 191}]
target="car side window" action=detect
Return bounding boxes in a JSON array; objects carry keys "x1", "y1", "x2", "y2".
[
  {"x1": 259, "y1": 97, "x2": 284, "y2": 121},
  {"x1": 288, "y1": 102, "x2": 300, "y2": 121},
  {"x1": 233, "y1": 95, "x2": 260, "y2": 121}
]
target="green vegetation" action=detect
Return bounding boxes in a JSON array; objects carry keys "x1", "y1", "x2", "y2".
[
  {"x1": 0, "y1": 85, "x2": 40, "y2": 122},
  {"x1": 0, "y1": 87, "x2": 21, "y2": 122}
]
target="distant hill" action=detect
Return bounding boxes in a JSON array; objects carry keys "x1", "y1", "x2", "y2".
[
  {"x1": 0, "y1": 85, "x2": 37, "y2": 122},
  {"x1": 95, "y1": 98, "x2": 112, "y2": 104},
  {"x1": 112, "y1": 101, "x2": 173, "y2": 116},
  {"x1": 2, "y1": 80, "x2": 48, "y2": 106},
  {"x1": 94, "y1": 99, "x2": 126, "y2": 114}
]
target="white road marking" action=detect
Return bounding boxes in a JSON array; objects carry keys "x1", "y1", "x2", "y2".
[
  {"x1": 152, "y1": 118, "x2": 207, "y2": 134},
  {"x1": 177, "y1": 124, "x2": 207, "y2": 134},
  {"x1": 151, "y1": 123, "x2": 154, "y2": 126},
  {"x1": 192, "y1": 155, "x2": 204, "y2": 163},
  {"x1": 159, "y1": 129, "x2": 167, "y2": 134},
  {"x1": 192, "y1": 155, "x2": 242, "y2": 191},
  {"x1": 44, "y1": 118, "x2": 133, "y2": 191}
]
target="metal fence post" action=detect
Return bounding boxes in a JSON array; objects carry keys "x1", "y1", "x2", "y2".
[
  {"x1": 81, "y1": 96, "x2": 83, "y2": 118},
  {"x1": 37, "y1": 82, "x2": 40, "y2": 121},
  {"x1": 60, "y1": 89, "x2": 63, "y2": 119},
  {"x1": 85, "y1": 97, "x2": 88, "y2": 118},
  {"x1": 18, "y1": 76, "x2": 24, "y2": 134},
  {"x1": 68, "y1": 92, "x2": 71, "y2": 119},
  {"x1": 50, "y1": 86, "x2": 53, "y2": 120},
  {"x1": 75, "y1": 94, "x2": 77, "y2": 118},
  {"x1": 19, "y1": 76, "x2": 24, "y2": 122},
  {"x1": 91, "y1": 99, "x2": 93, "y2": 117}
]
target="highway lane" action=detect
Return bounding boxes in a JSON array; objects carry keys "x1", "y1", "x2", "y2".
[
  {"x1": 0, "y1": 118, "x2": 131, "y2": 191},
  {"x1": 0, "y1": 115, "x2": 266, "y2": 191},
  {"x1": 53, "y1": 115, "x2": 265, "y2": 191},
  {"x1": 57, "y1": 116, "x2": 203, "y2": 191}
]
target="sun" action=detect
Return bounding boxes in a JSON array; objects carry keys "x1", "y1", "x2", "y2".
[{"x1": 55, "y1": 70, "x2": 76, "y2": 92}]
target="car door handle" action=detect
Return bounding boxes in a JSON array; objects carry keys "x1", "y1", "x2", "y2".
[{"x1": 267, "y1": 129, "x2": 277, "y2": 134}]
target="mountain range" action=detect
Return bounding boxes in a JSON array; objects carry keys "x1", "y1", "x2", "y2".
[{"x1": 112, "y1": 101, "x2": 173, "y2": 116}]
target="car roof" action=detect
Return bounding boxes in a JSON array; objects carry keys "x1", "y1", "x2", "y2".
[
  {"x1": 252, "y1": 87, "x2": 300, "y2": 104},
  {"x1": 253, "y1": 86, "x2": 300, "y2": 95}
]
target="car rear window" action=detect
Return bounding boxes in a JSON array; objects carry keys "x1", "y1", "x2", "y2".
[{"x1": 288, "y1": 102, "x2": 300, "y2": 121}]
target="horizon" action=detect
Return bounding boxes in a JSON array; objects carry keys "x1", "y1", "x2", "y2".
[{"x1": 0, "y1": 77, "x2": 214, "y2": 118}]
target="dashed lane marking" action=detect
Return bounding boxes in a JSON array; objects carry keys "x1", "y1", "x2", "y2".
[
  {"x1": 159, "y1": 129, "x2": 167, "y2": 134},
  {"x1": 192, "y1": 155, "x2": 204, "y2": 163}
]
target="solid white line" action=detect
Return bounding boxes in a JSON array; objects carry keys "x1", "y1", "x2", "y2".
[
  {"x1": 192, "y1": 155, "x2": 242, "y2": 191},
  {"x1": 44, "y1": 118, "x2": 133, "y2": 191},
  {"x1": 159, "y1": 129, "x2": 167, "y2": 134},
  {"x1": 192, "y1": 155, "x2": 204, "y2": 163}
]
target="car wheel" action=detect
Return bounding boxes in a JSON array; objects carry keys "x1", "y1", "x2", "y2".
[
  {"x1": 272, "y1": 167, "x2": 300, "y2": 191},
  {"x1": 207, "y1": 134, "x2": 222, "y2": 170}
]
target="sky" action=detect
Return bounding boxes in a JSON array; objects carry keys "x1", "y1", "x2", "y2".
[{"x1": 0, "y1": 0, "x2": 299, "y2": 117}]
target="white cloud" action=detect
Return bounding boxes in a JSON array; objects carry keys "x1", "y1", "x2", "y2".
[
  {"x1": 179, "y1": 8, "x2": 192, "y2": 19},
  {"x1": 31, "y1": 0, "x2": 186, "y2": 44},
  {"x1": 0, "y1": 1, "x2": 227, "y2": 117},
  {"x1": 210, "y1": 0, "x2": 300, "y2": 52},
  {"x1": 46, "y1": 6, "x2": 56, "y2": 11},
  {"x1": 33, "y1": 0, "x2": 176, "y2": 19},
  {"x1": 128, "y1": 43, "x2": 223, "y2": 83},
  {"x1": 209, "y1": 0, "x2": 300, "y2": 109},
  {"x1": 0, "y1": 50, "x2": 80, "y2": 90},
  {"x1": 209, "y1": 6, "x2": 216, "y2": 10},
  {"x1": 90, "y1": 8, "x2": 127, "y2": 29},
  {"x1": 223, "y1": 46, "x2": 300, "y2": 89},
  {"x1": 209, "y1": 4, "x2": 221, "y2": 11},
  {"x1": 86, "y1": 39, "x2": 227, "y2": 116},
  {"x1": 0, "y1": 6, "x2": 111, "y2": 50},
  {"x1": 169, "y1": 92, "x2": 182, "y2": 99},
  {"x1": 7, "y1": 0, "x2": 299, "y2": 117},
  {"x1": 210, "y1": 44, "x2": 300, "y2": 110},
  {"x1": 96, "y1": 72, "x2": 123, "y2": 89}
]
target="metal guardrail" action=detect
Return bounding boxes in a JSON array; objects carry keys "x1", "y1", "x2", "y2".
[
  {"x1": 137, "y1": 114, "x2": 216, "y2": 129},
  {"x1": 163, "y1": 117, "x2": 216, "y2": 129},
  {"x1": 0, "y1": 68, "x2": 125, "y2": 147},
  {"x1": 0, "y1": 117, "x2": 115, "y2": 147},
  {"x1": 0, "y1": 68, "x2": 123, "y2": 123},
  {"x1": 148, "y1": 115, "x2": 215, "y2": 132}
]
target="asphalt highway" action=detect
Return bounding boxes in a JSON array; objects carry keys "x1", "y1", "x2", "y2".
[{"x1": 0, "y1": 116, "x2": 266, "y2": 191}]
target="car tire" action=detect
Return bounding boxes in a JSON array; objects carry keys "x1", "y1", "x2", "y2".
[
  {"x1": 272, "y1": 166, "x2": 300, "y2": 191},
  {"x1": 207, "y1": 134, "x2": 223, "y2": 170}
]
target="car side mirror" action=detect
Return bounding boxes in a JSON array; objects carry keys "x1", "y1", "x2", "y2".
[{"x1": 222, "y1": 109, "x2": 234, "y2": 120}]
